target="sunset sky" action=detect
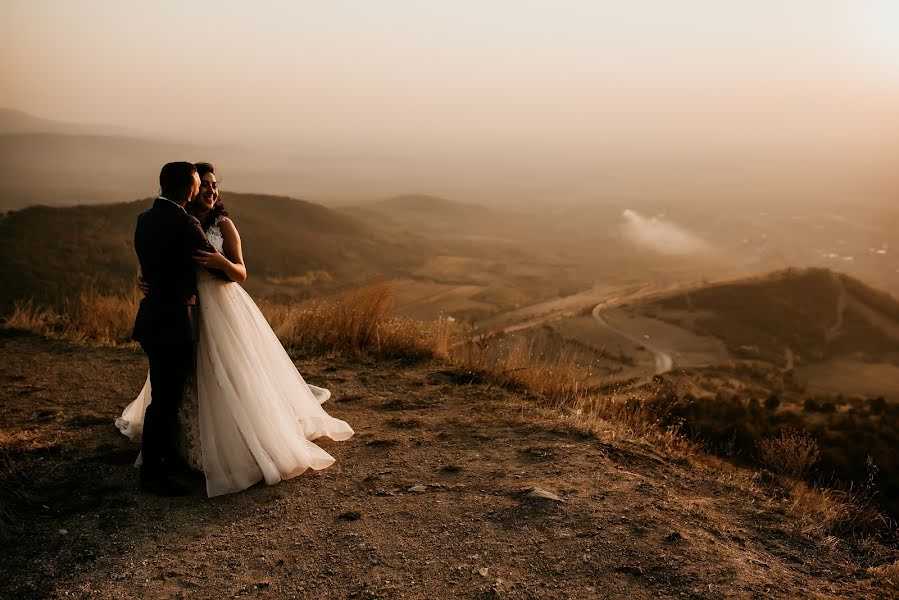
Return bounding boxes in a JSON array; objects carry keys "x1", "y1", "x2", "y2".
[{"x1": 3, "y1": 1, "x2": 899, "y2": 202}]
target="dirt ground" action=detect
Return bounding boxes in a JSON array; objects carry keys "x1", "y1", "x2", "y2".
[{"x1": 1, "y1": 330, "x2": 896, "y2": 599}]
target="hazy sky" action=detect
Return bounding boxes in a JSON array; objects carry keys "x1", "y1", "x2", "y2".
[{"x1": 4, "y1": 1, "x2": 899, "y2": 202}]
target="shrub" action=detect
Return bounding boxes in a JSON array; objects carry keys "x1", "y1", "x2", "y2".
[{"x1": 757, "y1": 429, "x2": 820, "y2": 480}]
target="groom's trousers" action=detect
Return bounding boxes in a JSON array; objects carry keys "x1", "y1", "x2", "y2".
[{"x1": 139, "y1": 339, "x2": 194, "y2": 473}]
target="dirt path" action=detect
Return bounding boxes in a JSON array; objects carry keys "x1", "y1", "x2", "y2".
[{"x1": 0, "y1": 331, "x2": 895, "y2": 599}]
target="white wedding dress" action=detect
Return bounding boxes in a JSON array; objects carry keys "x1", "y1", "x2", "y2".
[{"x1": 117, "y1": 218, "x2": 354, "y2": 497}]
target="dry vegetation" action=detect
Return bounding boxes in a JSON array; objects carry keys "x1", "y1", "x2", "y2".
[
  {"x1": 2, "y1": 284, "x2": 447, "y2": 357},
  {"x1": 750, "y1": 430, "x2": 889, "y2": 539},
  {"x1": 2, "y1": 284, "x2": 895, "y2": 545},
  {"x1": 5, "y1": 290, "x2": 141, "y2": 345},
  {"x1": 757, "y1": 429, "x2": 821, "y2": 480},
  {"x1": 262, "y1": 284, "x2": 451, "y2": 359}
]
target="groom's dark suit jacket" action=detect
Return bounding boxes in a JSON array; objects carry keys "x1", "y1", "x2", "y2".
[{"x1": 132, "y1": 197, "x2": 217, "y2": 344}]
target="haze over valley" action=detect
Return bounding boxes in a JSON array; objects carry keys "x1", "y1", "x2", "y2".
[{"x1": 3, "y1": 3, "x2": 899, "y2": 596}]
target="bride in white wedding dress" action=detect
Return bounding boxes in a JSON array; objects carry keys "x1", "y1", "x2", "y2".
[{"x1": 117, "y1": 162, "x2": 353, "y2": 497}]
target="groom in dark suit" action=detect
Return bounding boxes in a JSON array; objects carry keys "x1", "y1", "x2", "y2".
[{"x1": 132, "y1": 162, "x2": 216, "y2": 495}]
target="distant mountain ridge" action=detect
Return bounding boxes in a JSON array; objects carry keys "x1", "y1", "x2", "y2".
[{"x1": 0, "y1": 108, "x2": 131, "y2": 136}]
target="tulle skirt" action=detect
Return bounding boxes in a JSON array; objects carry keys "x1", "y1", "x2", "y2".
[{"x1": 116, "y1": 271, "x2": 354, "y2": 496}]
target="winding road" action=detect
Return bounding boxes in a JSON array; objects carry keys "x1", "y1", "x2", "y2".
[{"x1": 591, "y1": 304, "x2": 674, "y2": 375}]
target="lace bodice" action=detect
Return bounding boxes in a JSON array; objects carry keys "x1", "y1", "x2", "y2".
[{"x1": 206, "y1": 217, "x2": 225, "y2": 253}]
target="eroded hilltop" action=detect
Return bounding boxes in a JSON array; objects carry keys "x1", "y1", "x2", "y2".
[{"x1": 0, "y1": 330, "x2": 897, "y2": 599}]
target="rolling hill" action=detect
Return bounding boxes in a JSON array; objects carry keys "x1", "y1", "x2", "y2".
[
  {"x1": 0, "y1": 192, "x2": 429, "y2": 313},
  {"x1": 637, "y1": 267, "x2": 899, "y2": 366}
]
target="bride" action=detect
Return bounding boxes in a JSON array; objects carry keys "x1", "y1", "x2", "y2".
[{"x1": 117, "y1": 162, "x2": 354, "y2": 497}]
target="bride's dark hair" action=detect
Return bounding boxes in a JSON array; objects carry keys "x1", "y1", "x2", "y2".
[{"x1": 194, "y1": 161, "x2": 228, "y2": 230}]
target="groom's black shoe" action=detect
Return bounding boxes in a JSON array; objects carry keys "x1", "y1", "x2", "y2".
[{"x1": 139, "y1": 467, "x2": 189, "y2": 497}]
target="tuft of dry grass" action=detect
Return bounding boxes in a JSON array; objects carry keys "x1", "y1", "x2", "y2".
[
  {"x1": 868, "y1": 560, "x2": 899, "y2": 585},
  {"x1": 452, "y1": 330, "x2": 591, "y2": 405},
  {"x1": 757, "y1": 429, "x2": 820, "y2": 480},
  {"x1": 262, "y1": 284, "x2": 451, "y2": 359},
  {"x1": 784, "y1": 480, "x2": 892, "y2": 540},
  {"x1": 3, "y1": 300, "x2": 65, "y2": 336},
  {"x1": 63, "y1": 289, "x2": 141, "y2": 344},
  {"x1": 3, "y1": 290, "x2": 140, "y2": 345}
]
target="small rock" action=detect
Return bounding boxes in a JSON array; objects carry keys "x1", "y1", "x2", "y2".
[
  {"x1": 664, "y1": 532, "x2": 682, "y2": 543},
  {"x1": 408, "y1": 485, "x2": 428, "y2": 493},
  {"x1": 615, "y1": 565, "x2": 643, "y2": 576},
  {"x1": 525, "y1": 488, "x2": 564, "y2": 502},
  {"x1": 477, "y1": 568, "x2": 489, "y2": 577},
  {"x1": 58, "y1": 529, "x2": 68, "y2": 535},
  {"x1": 337, "y1": 511, "x2": 362, "y2": 521}
]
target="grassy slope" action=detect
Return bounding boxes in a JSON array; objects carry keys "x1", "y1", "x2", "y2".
[{"x1": 0, "y1": 193, "x2": 427, "y2": 312}]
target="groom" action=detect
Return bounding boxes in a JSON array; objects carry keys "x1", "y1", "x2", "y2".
[{"x1": 132, "y1": 162, "x2": 217, "y2": 496}]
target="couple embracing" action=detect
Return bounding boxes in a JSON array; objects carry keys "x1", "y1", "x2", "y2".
[{"x1": 116, "y1": 162, "x2": 353, "y2": 497}]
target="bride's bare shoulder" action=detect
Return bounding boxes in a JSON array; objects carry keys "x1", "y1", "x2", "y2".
[{"x1": 218, "y1": 216, "x2": 239, "y2": 234}]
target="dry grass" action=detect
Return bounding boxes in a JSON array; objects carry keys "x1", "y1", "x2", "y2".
[
  {"x1": 449, "y1": 330, "x2": 691, "y2": 454},
  {"x1": 3, "y1": 284, "x2": 449, "y2": 359},
  {"x1": 868, "y1": 560, "x2": 899, "y2": 585},
  {"x1": 452, "y1": 331, "x2": 591, "y2": 407},
  {"x1": 4, "y1": 290, "x2": 140, "y2": 345},
  {"x1": 262, "y1": 284, "x2": 451, "y2": 359},
  {"x1": 757, "y1": 429, "x2": 821, "y2": 480},
  {"x1": 4, "y1": 300, "x2": 65, "y2": 336},
  {"x1": 750, "y1": 430, "x2": 891, "y2": 540},
  {"x1": 784, "y1": 480, "x2": 892, "y2": 540}
]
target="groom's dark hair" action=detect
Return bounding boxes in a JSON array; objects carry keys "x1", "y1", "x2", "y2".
[{"x1": 159, "y1": 162, "x2": 198, "y2": 200}]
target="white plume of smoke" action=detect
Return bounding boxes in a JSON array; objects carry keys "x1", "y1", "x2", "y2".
[{"x1": 619, "y1": 209, "x2": 712, "y2": 256}]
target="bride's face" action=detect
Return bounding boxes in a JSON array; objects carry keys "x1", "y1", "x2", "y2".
[{"x1": 195, "y1": 173, "x2": 218, "y2": 211}]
